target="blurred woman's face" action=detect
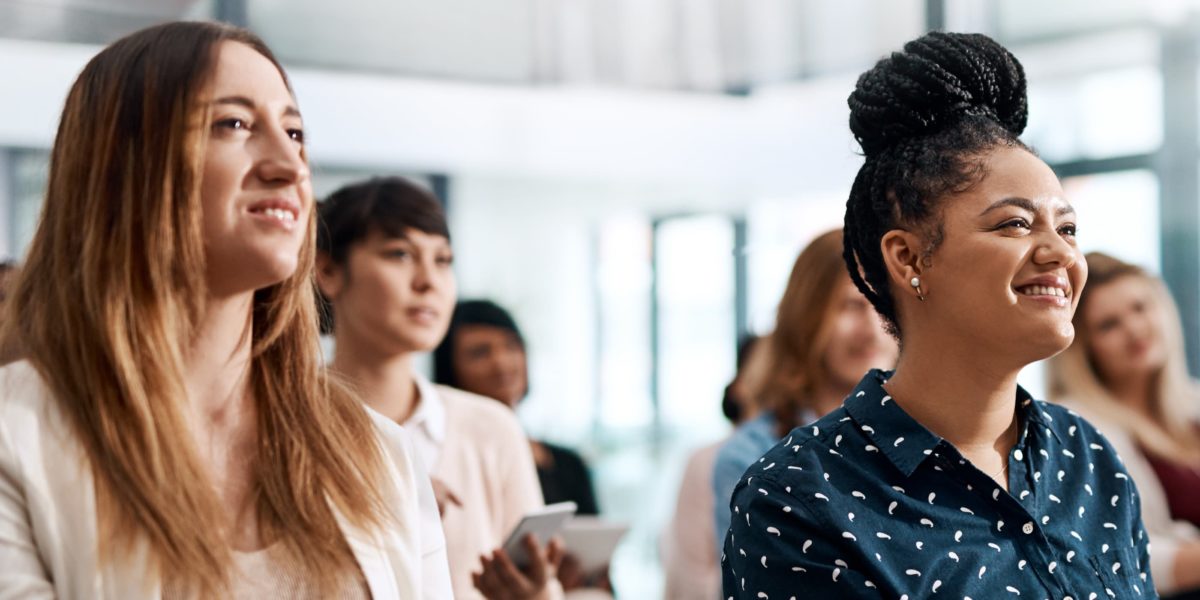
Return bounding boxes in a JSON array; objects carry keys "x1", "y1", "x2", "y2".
[
  {"x1": 822, "y1": 277, "x2": 898, "y2": 390},
  {"x1": 1083, "y1": 275, "x2": 1168, "y2": 386},
  {"x1": 199, "y1": 41, "x2": 311, "y2": 297},
  {"x1": 915, "y1": 146, "x2": 1086, "y2": 364},
  {"x1": 451, "y1": 324, "x2": 528, "y2": 407}
]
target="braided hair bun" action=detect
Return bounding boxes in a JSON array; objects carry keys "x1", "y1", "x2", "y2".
[
  {"x1": 849, "y1": 32, "x2": 1028, "y2": 157},
  {"x1": 842, "y1": 32, "x2": 1032, "y2": 338}
]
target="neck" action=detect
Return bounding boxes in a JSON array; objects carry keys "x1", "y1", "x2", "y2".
[
  {"x1": 884, "y1": 333, "x2": 1022, "y2": 458},
  {"x1": 330, "y1": 333, "x2": 420, "y2": 424},
  {"x1": 184, "y1": 293, "x2": 254, "y2": 428}
]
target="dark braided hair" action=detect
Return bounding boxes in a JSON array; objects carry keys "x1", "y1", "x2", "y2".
[{"x1": 844, "y1": 32, "x2": 1032, "y2": 338}]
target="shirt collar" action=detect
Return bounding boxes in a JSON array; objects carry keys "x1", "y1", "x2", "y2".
[
  {"x1": 408, "y1": 371, "x2": 447, "y2": 445},
  {"x1": 842, "y1": 369, "x2": 1046, "y2": 478}
]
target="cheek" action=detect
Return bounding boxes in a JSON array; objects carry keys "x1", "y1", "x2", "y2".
[{"x1": 1090, "y1": 335, "x2": 1124, "y2": 368}]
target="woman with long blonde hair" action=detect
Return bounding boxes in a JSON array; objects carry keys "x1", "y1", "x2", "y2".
[
  {"x1": 1049, "y1": 251, "x2": 1200, "y2": 596},
  {"x1": 710, "y1": 228, "x2": 897, "y2": 554},
  {"x1": 0, "y1": 21, "x2": 449, "y2": 598}
]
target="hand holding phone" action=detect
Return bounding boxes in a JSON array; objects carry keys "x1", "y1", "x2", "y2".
[{"x1": 500, "y1": 502, "x2": 577, "y2": 568}]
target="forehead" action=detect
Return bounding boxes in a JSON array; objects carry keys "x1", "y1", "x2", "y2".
[
  {"x1": 369, "y1": 227, "x2": 451, "y2": 249},
  {"x1": 946, "y1": 146, "x2": 1067, "y2": 217},
  {"x1": 457, "y1": 324, "x2": 519, "y2": 342},
  {"x1": 204, "y1": 41, "x2": 293, "y2": 106},
  {"x1": 1087, "y1": 275, "x2": 1151, "y2": 310}
]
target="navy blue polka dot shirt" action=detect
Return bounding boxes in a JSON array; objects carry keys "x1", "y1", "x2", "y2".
[{"x1": 721, "y1": 369, "x2": 1156, "y2": 599}]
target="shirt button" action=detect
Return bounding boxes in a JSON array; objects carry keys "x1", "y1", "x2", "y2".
[
  {"x1": 1013, "y1": 449, "x2": 1024, "y2": 461},
  {"x1": 1022, "y1": 522, "x2": 1035, "y2": 535}
]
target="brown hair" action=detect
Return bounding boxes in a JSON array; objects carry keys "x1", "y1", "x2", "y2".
[
  {"x1": 1048, "y1": 252, "x2": 1200, "y2": 463},
  {"x1": 749, "y1": 229, "x2": 853, "y2": 436},
  {"x1": 4, "y1": 21, "x2": 388, "y2": 595}
]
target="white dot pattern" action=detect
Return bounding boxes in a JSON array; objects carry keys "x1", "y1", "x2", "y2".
[{"x1": 719, "y1": 370, "x2": 1155, "y2": 599}]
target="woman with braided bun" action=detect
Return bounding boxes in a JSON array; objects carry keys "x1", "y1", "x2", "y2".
[{"x1": 722, "y1": 32, "x2": 1157, "y2": 599}]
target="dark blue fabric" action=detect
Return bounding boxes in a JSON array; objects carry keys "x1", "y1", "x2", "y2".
[{"x1": 721, "y1": 369, "x2": 1156, "y2": 599}]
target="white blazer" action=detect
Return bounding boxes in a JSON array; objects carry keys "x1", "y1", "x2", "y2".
[{"x1": 0, "y1": 360, "x2": 453, "y2": 599}]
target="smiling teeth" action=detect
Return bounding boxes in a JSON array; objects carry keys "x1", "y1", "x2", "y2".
[
  {"x1": 1019, "y1": 285, "x2": 1067, "y2": 298},
  {"x1": 262, "y1": 208, "x2": 295, "y2": 222}
]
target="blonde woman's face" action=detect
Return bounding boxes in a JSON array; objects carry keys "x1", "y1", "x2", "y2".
[
  {"x1": 1083, "y1": 276, "x2": 1168, "y2": 386},
  {"x1": 198, "y1": 41, "x2": 311, "y2": 297}
]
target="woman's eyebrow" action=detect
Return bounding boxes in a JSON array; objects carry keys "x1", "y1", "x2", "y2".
[
  {"x1": 211, "y1": 95, "x2": 301, "y2": 118},
  {"x1": 978, "y1": 197, "x2": 1076, "y2": 217}
]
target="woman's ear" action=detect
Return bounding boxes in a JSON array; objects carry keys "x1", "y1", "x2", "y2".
[
  {"x1": 880, "y1": 230, "x2": 926, "y2": 300},
  {"x1": 314, "y1": 253, "x2": 344, "y2": 301}
]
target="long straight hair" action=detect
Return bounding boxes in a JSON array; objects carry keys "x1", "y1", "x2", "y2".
[
  {"x1": 5, "y1": 21, "x2": 389, "y2": 595},
  {"x1": 748, "y1": 229, "x2": 851, "y2": 436},
  {"x1": 1047, "y1": 252, "x2": 1200, "y2": 463}
]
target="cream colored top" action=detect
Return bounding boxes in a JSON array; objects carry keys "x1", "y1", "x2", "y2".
[
  {"x1": 0, "y1": 360, "x2": 453, "y2": 599},
  {"x1": 407, "y1": 374, "x2": 556, "y2": 600},
  {"x1": 660, "y1": 439, "x2": 723, "y2": 600},
  {"x1": 229, "y1": 546, "x2": 370, "y2": 600}
]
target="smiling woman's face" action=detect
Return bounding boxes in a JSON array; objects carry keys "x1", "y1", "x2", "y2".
[
  {"x1": 912, "y1": 146, "x2": 1087, "y2": 364},
  {"x1": 1083, "y1": 275, "x2": 1168, "y2": 387},
  {"x1": 199, "y1": 40, "x2": 311, "y2": 298}
]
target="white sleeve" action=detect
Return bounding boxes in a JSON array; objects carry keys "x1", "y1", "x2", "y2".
[{"x1": 0, "y1": 404, "x2": 56, "y2": 599}]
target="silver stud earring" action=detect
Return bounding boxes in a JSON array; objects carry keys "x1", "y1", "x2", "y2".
[{"x1": 910, "y1": 276, "x2": 925, "y2": 301}]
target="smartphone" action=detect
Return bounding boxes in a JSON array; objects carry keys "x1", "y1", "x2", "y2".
[{"x1": 501, "y1": 501, "x2": 577, "y2": 568}]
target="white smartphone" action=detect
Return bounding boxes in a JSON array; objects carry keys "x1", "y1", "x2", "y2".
[{"x1": 501, "y1": 501, "x2": 577, "y2": 568}]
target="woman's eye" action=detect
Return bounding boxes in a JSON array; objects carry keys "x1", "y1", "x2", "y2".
[
  {"x1": 436, "y1": 255, "x2": 454, "y2": 266},
  {"x1": 287, "y1": 128, "x2": 305, "y2": 143},
  {"x1": 215, "y1": 117, "x2": 249, "y2": 131},
  {"x1": 1058, "y1": 224, "x2": 1077, "y2": 237},
  {"x1": 384, "y1": 250, "x2": 409, "y2": 260},
  {"x1": 1001, "y1": 218, "x2": 1030, "y2": 230}
]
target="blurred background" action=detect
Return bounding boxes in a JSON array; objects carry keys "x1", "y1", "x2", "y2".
[{"x1": 0, "y1": 0, "x2": 1194, "y2": 595}]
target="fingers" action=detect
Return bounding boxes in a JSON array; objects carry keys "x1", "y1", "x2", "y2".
[
  {"x1": 473, "y1": 554, "x2": 507, "y2": 600},
  {"x1": 430, "y1": 478, "x2": 463, "y2": 516},
  {"x1": 519, "y1": 534, "x2": 547, "y2": 583},
  {"x1": 493, "y1": 546, "x2": 535, "y2": 590},
  {"x1": 476, "y1": 541, "x2": 557, "y2": 600},
  {"x1": 545, "y1": 535, "x2": 565, "y2": 570}
]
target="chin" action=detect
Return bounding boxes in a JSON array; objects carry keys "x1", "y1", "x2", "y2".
[
  {"x1": 253, "y1": 256, "x2": 302, "y2": 289},
  {"x1": 1026, "y1": 325, "x2": 1076, "y2": 363}
]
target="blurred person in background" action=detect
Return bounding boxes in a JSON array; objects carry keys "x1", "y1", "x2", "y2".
[
  {"x1": 711, "y1": 228, "x2": 898, "y2": 551},
  {"x1": 1049, "y1": 251, "x2": 1200, "y2": 598},
  {"x1": 0, "y1": 22, "x2": 451, "y2": 598},
  {"x1": 660, "y1": 335, "x2": 766, "y2": 600},
  {"x1": 434, "y1": 300, "x2": 609, "y2": 594},
  {"x1": 317, "y1": 177, "x2": 563, "y2": 600},
  {"x1": 434, "y1": 299, "x2": 599, "y2": 516}
]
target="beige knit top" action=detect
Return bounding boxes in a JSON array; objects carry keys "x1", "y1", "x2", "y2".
[{"x1": 162, "y1": 546, "x2": 371, "y2": 600}]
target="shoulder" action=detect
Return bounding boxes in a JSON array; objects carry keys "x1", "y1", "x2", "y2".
[
  {"x1": 0, "y1": 360, "x2": 52, "y2": 412},
  {"x1": 434, "y1": 384, "x2": 528, "y2": 442},
  {"x1": 731, "y1": 410, "x2": 850, "y2": 493},
  {"x1": 541, "y1": 441, "x2": 587, "y2": 468},
  {"x1": 0, "y1": 361, "x2": 66, "y2": 450},
  {"x1": 716, "y1": 414, "x2": 781, "y2": 466},
  {"x1": 363, "y1": 404, "x2": 416, "y2": 457}
]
